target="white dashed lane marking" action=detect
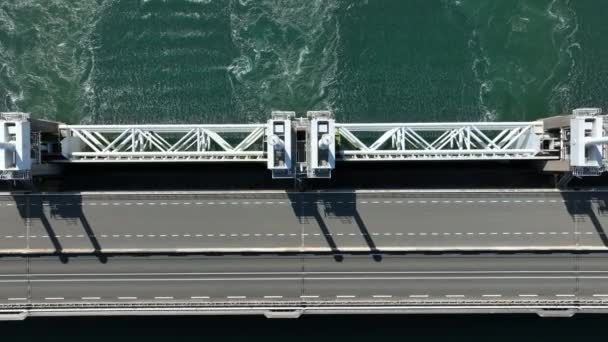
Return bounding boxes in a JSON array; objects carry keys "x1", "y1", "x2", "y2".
[
  {"x1": 7, "y1": 230, "x2": 600, "y2": 240},
  {"x1": 0, "y1": 198, "x2": 572, "y2": 209},
  {"x1": 5, "y1": 293, "x2": 608, "y2": 302}
]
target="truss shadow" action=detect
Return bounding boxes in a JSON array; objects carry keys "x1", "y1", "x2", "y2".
[
  {"x1": 287, "y1": 191, "x2": 380, "y2": 261},
  {"x1": 13, "y1": 194, "x2": 106, "y2": 263},
  {"x1": 562, "y1": 192, "x2": 608, "y2": 247}
]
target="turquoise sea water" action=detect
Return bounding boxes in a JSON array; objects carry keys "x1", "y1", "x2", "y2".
[{"x1": 1, "y1": 0, "x2": 607, "y2": 124}]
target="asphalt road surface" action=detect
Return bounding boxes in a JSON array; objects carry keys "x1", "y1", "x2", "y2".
[
  {"x1": 0, "y1": 190, "x2": 607, "y2": 253},
  {"x1": 1, "y1": 254, "x2": 608, "y2": 306}
]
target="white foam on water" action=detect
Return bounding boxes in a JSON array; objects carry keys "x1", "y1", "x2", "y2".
[
  {"x1": 545, "y1": 0, "x2": 580, "y2": 113},
  {"x1": 461, "y1": 0, "x2": 580, "y2": 121},
  {"x1": 227, "y1": 0, "x2": 339, "y2": 118}
]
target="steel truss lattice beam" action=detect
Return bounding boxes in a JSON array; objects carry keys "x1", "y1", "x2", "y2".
[
  {"x1": 59, "y1": 121, "x2": 558, "y2": 164},
  {"x1": 335, "y1": 122, "x2": 552, "y2": 161},
  {"x1": 60, "y1": 124, "x2": 267, "y2": 162}
]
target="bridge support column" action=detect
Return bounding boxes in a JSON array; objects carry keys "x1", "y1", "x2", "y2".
[
  {"x1": 307, "y1": 111, "x2": 335, "y2": 179},
  {"x1": 569, "y1": 108, "x2": 607, "y2": 176},
  {"x1": 266, "y1": 111, "x2": 336, "y2": 179},
  {"x1": 267, "y1": 111, "x2": 295, "y2": 179},
  {"x1": 0, "y1": 113, "x2": 31, "y2": 180}
]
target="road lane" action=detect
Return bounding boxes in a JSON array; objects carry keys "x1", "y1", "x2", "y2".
[
  {"x1": 0, "y1": 258, "x2": 28, "y2": 303},
  {"x1": 0, "y1": 190, "x2": 606, "y2": 253},
  {"x1": 27, "y1": 198, "x2": 302, "y2": 252},
  {"x1": 303, "y1": 198, "x2": 581, "y2": 250},
  {"x1": 0, "y1": 254, "x2": 604, "y2": 306},
  {"x1": 0, "y1": 199, "x2": 26, "y2": 251}
]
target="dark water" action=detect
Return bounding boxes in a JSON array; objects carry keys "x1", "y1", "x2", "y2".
[
  {"x1": 1, "y1": 0, "x2": 607, "y2": 124},
  {"x1": 2, "y1": 314, "x2": 608, "y2": 340}
]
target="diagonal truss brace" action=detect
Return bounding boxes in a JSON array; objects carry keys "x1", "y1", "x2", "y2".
[
  {"x1": 58, "y1": 120, "x2": 558, "y2": 164},
  {"x1": 336, "y1": 122, "x2": 554, "y2": 161},
  {"x1": 60, "y1": 124, "x2": 267, "y2": 162}
]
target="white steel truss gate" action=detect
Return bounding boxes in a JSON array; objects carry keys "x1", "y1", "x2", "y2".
[
  {"x1": 55, "y1": 111, "x2": 571, "y2": 179},
  {"x1": 60, "y1": 122, "x2": 550, "y2": 162},
  {"x1": 60, "y1": 124, "x2": 267, "y2": 162},
  {"x1": 3, "y1": 109, "x2": 607, "y2": 181},
  {"x1": 335, "y1": 121, "x2": 550, "y2": 161}
]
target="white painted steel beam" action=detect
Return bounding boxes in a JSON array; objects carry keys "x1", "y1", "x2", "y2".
[
  {"x1": 59, "y1": 120, "x2": 556, "y2": 164},
  {"x1": 60, "y1": 124, "x2": 267, "y2": 162},
  {"x1": 335, "y1": 121, "x2": 548, "y2": 161},
  {"x1": 585, "y1": 137, "x2": 608, "y2": 146}
]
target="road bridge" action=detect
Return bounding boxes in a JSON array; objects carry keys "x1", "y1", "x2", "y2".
[
  {"x1": 2, "y1": 253, "x2": 608, "y2": 319},
  {"x1": 2, "y1": 107, "x2": 608, "y2": 319},
  {"x1": 1, "y1": 108, "x2": 608, "y2": 182},
  {"x1": 0, "y1": 190, "x2": 606, "y2": 254}
]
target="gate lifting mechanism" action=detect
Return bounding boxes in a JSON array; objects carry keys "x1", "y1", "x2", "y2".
[{"x1": 1, "y1": 108, "x2": 608, "y2": 180}]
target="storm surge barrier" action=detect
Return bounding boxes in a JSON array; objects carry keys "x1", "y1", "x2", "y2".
[{"x1": 1, "y1": 108, "x2": 607, "y2": 181}]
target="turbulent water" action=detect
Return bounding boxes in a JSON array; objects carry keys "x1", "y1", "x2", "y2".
[{"x1": 0, "y1": 0, "x2": 607, "y2": 124}]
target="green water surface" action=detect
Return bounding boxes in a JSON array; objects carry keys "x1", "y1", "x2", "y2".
[{"x1": 1, "y1": 0, "x2": 606, "y2": 124}]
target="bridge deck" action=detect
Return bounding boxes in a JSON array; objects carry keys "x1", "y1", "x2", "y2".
[
  {"x1": 0, "y1": 190, "x2": 606, "y2": 254},
  {"x1": 1, "y1": 254, "x2": 608, "y2": 315}
]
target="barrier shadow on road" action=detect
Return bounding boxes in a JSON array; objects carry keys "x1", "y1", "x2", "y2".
[
  {"x1": 13, "y1": 194, "x2": 105, "y2": 263},
  {"x1": 287, "y1": 191, "x2": 380, "y2": 261},
  {"x1": 562, "y1": 191, "x2": 608, "y2": 247}
]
